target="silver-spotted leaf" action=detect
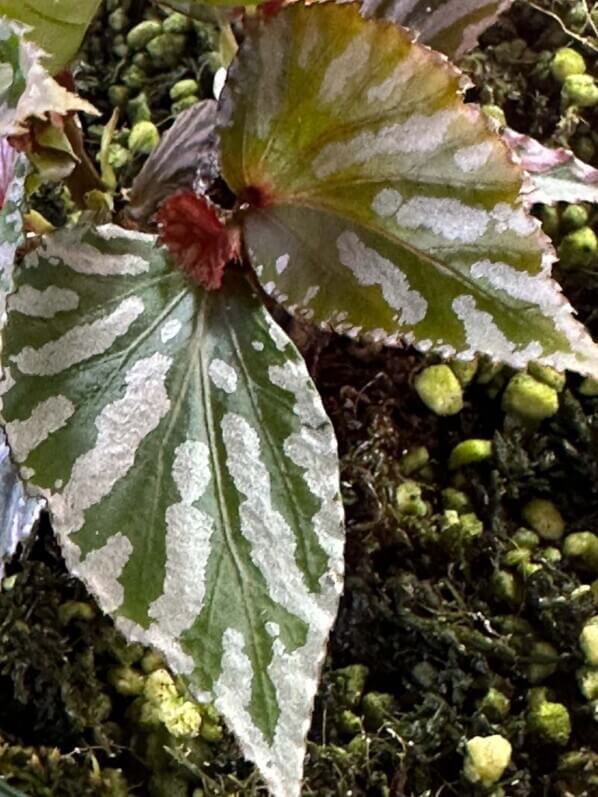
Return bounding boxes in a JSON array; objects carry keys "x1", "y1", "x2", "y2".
[
  {"x1": 0, "y1": 143, "x2": 40, "y2": 574},
  {"x1": 0, "y1": 0, "x2": 102, "y2": 75},
  {"x1": 0, "y1": 224, "x2": 344, "y2": 797},
  {"x1": 504, "y1": 128, "x2": 598, "y2": 206},
  {"x1": 218, "y1": 3, "x2": 598, "y2": 376},
  {"x1": 360, "y1": 0, "x2": 514, "y2": 58},
  {"x1": 0, "y1": 143, "x2": 26, "y2": 321},
  {"x1": 0, "y1": 427, "x2": 42, "y2": 576},
  {"x1": 0, "y1": 18, "x2": 97, "y2": 136}
]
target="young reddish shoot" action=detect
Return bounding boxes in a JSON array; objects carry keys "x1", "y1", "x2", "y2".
[{"x1": 157, "y1": 191, "x2": 240, "y2": 291}]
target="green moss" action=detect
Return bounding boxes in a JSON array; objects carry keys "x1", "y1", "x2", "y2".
[
  {"x1": 502, "y1": 374, "x2": 559, "y2": 421},
  {"x1": 522, "y1": 499, "x2": 565, "y2": 540},
  {"x1": 414, "y1": 365, "x2": 464, "y2": 416},
  {"x1": 448, "y1": 439, "x2": 492, "y2": 469},
  {"x1": 551, "y1": 48, "x2": 586, "y2": 83},
  {"x1": 559, "y1": 226, "x2": 598, "y2": 269},
  {"x1": 527, "y1": 698, "x2": 571, "y2": 746}
]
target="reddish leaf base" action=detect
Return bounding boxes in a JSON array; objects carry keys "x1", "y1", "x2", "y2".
[
  {"x1": 240, "y1": 184, "x2": 274, "y2": 209},
  {"x1": 156, "y1": 192, "x2": 241, "y2": 291},
  {"x1": 259, "y1": 0, "x2": 286, "y2": 18}
]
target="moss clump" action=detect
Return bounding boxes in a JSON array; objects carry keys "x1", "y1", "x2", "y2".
[
  {"x1": 522, "y1": 498, "x2": 565, "y2": 540},
  {"x1": 448, "y1": 439, "x2": 492, "y2": 469},
  {"x1": 551, "y1": 47, "x2": 586, "y2": 83},
  {"x1": 563, "y1": 531, "x2": 598, "y2": 572},
  {"x1": 562, "y1": 74, "x2": 598, "y2": 108},
  {"x1": 579, "y1": 617, "x2": 598, "y2": 666},
  {"x1": 414, "y1": 364, "x2": 464, "y2": 416},
  {"x1": 128, "y1": 121, "x2": 160, "y2": 155},
  {"x1": 527, "y1": 692, "x2": 571, "y2": 746},
  {"x1": 559, "y1": 226, "x2": 598, "y2": 269},
  {"x1": 463, "y1": 735, "x2": 512, "y2": 787},
  {"x1": 502, "y1": 374, "x2": 559, "y2": 421}
]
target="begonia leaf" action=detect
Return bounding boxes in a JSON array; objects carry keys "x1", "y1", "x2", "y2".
[
  {"x1": 218, "y1": 3, "x2": 598, "y2": 376},
  {"x1": 360, "y1": 0, "x2": 514, "y2": 59},
  {"x1": 0, "y1": 223, "x2": 344, "y2": 797},
  {"x1": 0, "y1": 1, "x2": 102, "y2": 75},
  {"x1": 0, "y1": 18, "x2": 96, "y2": 137},
  {"x1": 504, "y1": 128, "x2": 598, "y2": 206}
]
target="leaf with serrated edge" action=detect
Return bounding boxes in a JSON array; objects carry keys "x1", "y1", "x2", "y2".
[
  {"x1": 504, "y1": 128, "x2": 598, "y2": 206},
  {"x1": 157, "y1": 0, "x2": 264, "y2": 11},
  {"x1": 0, "y1": 18, "x2": 97, "y2": 137},
  {"x1": 0, "y1": 0, "x2": 102, "y2": 75},
  {"x1": 218, "y1": 3, "x2": 598, "y2": 376},
  {"x1": 0, "y1": 144, "x2": 39, "y2": 573},
  {"x1": 359, "y1": 0, "x2": 514, "y2": 58},
  {"x1": 0, "y1": 223, "x2": 344, "y2": 797}
]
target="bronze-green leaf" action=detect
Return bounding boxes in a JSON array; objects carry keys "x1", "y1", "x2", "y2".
[{"x1": 218, "y1": 3, "x2": 598, "y2": 376}]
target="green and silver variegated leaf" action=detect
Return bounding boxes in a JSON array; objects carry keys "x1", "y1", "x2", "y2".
[
  {"x1": 0, "y1": 144, "x2": 39, "y2": 576},
  {"x1": 0, "y1": 17, "x2": 97, "y2": 136},
  {"x1": 360, "y1": 0, "x2": 514, "y2": 58},
  {"x1": 218, "y1": 3, "x2": 598, "y2": 376},
  {"x1": 0, "y1": 224, "x2": 344, "y2": 797},
  {"x1": 0, "y1": 0, "x2": 102, "y2": 75},
  {"x1": 0, "y1": 143, "x2": 26, "y2": 320}
]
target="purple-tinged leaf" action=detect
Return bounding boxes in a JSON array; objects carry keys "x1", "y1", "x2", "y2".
[
  {"x1": 360, "y1": 0, "x2": 514, "y2": 58},
  {"x1": 504, "y1": 128, "x2": 598, "y2": 206},
  {"x1": 128, "y1": 100, "x2": 218, "y2": 223}
]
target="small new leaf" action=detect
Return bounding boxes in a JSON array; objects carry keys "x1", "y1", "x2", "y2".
[
  {"x1": 218, "y1": 3, "x2": 598, "y2": 376},
  {"x1": 156, "y1": 191, "x2": 240, "y2": 289},
  {"x1": 504, "y1": 128, "x2": 598, "y2": 206},
  {"x1": 0, "y1": 18, "x2": 97, "y2": 137},
  {"x1": 0, "y1": 223, "x2": 344, "y2": 797}
]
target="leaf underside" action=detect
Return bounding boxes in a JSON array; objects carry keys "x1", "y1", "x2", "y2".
[
  {"x1": 218, "y1": 3, "x2": 598, "y2": 377},
  {"x1": 128, "y1": 99, "x2": 218, "y2": 223},
  {"x1": 0, "y1": 0, "x2": 102, "y2": 74},
  {"x1": 0, "y1": 224, "x2": 344, "y2": 797},
  {"x1": 503, "y1": 128, "x2": 598, "y2": 206},
  {"x1": 360, "y1": 0, "x2": 514, "y2": 58}
]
